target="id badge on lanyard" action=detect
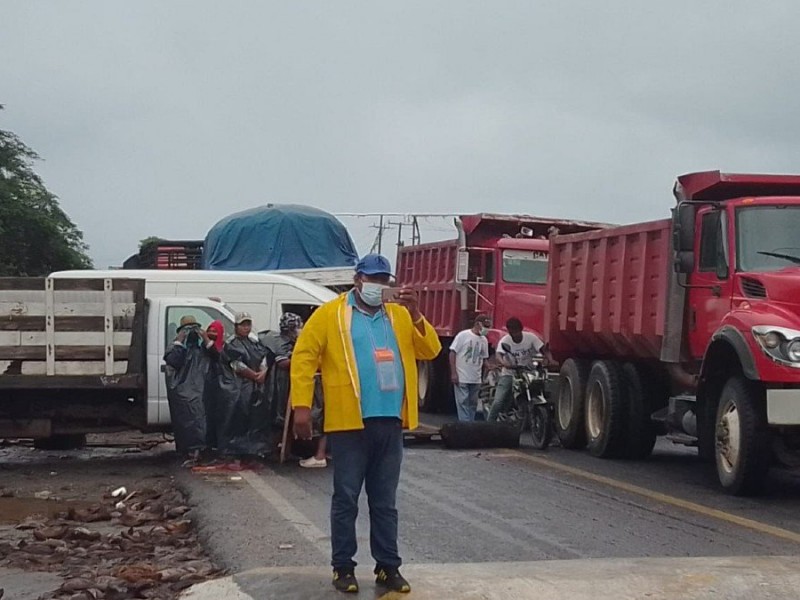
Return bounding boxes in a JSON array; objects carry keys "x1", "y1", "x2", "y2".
[{"x1": 374, "y1": 348, "x2": 400, "y2": 392}]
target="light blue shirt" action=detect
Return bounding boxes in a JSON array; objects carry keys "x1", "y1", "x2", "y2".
[{"x1": 348, "y1": 292, "x2": 405, "y2": 419}]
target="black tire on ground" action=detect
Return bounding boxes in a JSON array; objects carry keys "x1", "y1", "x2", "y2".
[
  {"x1": 620, "y1": 363, "x2": 659, "y2": 460},
  {"x1": 555, "y1": 358, "x2": 590, "y2": 449},
  {"x1": 715, "y1": 376, "x2": 771, "y2": 496},
  {"x1": 440, "y1": 421, "x2": 520, "y2": 450},
  {"x1": 584, "y1": 361, "x2": 627, "y2": 458},
  {"x1": 33, "y1": 434, "x2": 87, "y2": 451}
]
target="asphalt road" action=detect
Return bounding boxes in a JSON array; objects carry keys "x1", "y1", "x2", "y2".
[
  {"x1": 4, "y1": 426, "x2": 800, "y2": 598},
  {"x1": 180, "y1": 425, "x2": 800, "y2": 574}
]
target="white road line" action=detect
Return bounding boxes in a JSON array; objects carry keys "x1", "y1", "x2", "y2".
[{"x1": 240, "y1": 470, "x2": 330, "y2": 556}]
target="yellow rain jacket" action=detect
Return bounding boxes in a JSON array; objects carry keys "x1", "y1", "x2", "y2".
[{"x1": 290, "y1": 293, "x2": 442, "y2": 432}]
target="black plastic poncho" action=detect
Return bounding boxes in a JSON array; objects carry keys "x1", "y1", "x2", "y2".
[
  {"x1": 259, "y1": 331, "x2": 292, "y2": 428},
  {"x1": 163, "y1": 338, "x2": 210, "y2": 455},
  {"x1": 259, "y1": 330, "x2": 324, "y2": 436},
  {"x1": 216, "y1": 335, "x2": 272, "y2": 457}
]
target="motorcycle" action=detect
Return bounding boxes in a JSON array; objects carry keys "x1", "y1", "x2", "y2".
[{"x1": 483, "y1": 345, "x2": 553, "y2": 450}]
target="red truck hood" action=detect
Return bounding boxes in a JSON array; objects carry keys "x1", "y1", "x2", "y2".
[{"x1": 740, "y1": 269, "x2": 800, "y2": 307}]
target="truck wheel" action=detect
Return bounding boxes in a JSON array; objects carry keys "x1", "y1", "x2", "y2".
[
  {"x1": 417, "y1": 361, "x2": 436, "y2": 413},
  {"x1": 715, "y1": 377, "x2": 770, "y2": 496},
  {"x1": 585, "y1": 361, "x2": 626, "y2": 458},
  {"x1": 33, "y1": 434, "x2": 87, "y2": 451},
  {"x1": 620, "y1": 363, "x2": 658, "y2": 459},
  {"x1": 555, "y1": 359, "x2": 590, "y2": 449}
]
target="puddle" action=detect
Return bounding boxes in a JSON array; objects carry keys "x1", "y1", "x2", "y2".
[{"x1": 0, "y1": 497, "x2": 92, "y2": 525}]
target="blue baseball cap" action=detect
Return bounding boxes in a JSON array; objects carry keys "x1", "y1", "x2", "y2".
[{"x1": 355, "y1": 254, "x2": 393, "y2": 276}]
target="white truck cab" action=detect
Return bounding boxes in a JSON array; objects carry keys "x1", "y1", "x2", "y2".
[{"x1": 147, "y1": 296, "x2": 237, "y2": 427}]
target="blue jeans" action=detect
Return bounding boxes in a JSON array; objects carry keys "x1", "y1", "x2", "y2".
[
  {"x1": 329, "y1": 418, "x2": 403, "y2": 570},
  {"x1": 453, "y1": 383, "x2": 481, "y2": 422},
  {"x1": 487, "y1": 375, "x2": 514, "y2": 422}
]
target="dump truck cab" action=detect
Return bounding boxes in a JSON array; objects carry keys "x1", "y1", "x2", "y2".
[{"x1": 673, "y1": 173, "x2": 800, "y2": 486}]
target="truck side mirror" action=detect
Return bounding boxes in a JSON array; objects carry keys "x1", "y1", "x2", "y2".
[
  {"x1": 674, "y1": 251, "x2": 694, "y2": 274},
  {"x1": 672, "y1": 203, "x2": 695, "y2": 252}
]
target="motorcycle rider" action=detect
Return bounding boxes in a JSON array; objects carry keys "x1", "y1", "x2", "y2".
[{"x1": 487, "y1": 317, "x2": 544, "y2": 422}]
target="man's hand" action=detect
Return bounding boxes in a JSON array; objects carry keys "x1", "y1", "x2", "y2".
[
  {"x1": 397, "y1": 287, "x2": 421, "y2": 321},
  {"x1": 293, "y1": 407, "x2": 313, "y2": 440},
  {"x1": 199, "y1": 328, "x2": 210, "y2": 343},
  {"x1": 451, "y1": 373, "x2": 459, "y2": 385},
  {"x1": 255, "y1": 369, "x2": 267, "y2": 384},
  {"x1": 176, "y1": 329, "x2": 187, "y2": 344}
]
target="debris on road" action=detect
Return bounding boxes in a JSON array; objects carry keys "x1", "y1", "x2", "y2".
[
  {"x1": 0, "y1": 484, "x2": 222, "y2": 599},
  {"x1": 111, "y1": 487, "x2": 127, "y2": 498}
]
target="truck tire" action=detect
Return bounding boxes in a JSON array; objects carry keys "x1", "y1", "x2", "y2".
[
  {"x1": 417, "y1": 361, "x2": 436, "y2": 413},
  {"x1": 585, "y1": 361, "x2": 627, "y2": 458},
  {"x1": 620, "y1": 363, "x2": 658, "y2": 459},
  {"x1": 33, "y1": 434, "x2": 87, "y2": 451},
  {"x1": 715, "y1": 376, "x2": 770, "y2": 496},
  {"x1": 555, "y1": 359, "x2": 590, "y2": 449}
]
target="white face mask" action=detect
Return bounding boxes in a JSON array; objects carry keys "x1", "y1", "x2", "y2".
[{"x1": 359, "y1": 282, "x2": 386, "y2": 307}]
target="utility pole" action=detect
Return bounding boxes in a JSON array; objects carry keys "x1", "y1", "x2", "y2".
[{"x1": 388, "y1": 221, "x2": 405, "y2": 250}]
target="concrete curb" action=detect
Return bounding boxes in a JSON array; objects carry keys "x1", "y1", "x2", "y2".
[{"x1": 181, "y1": 555, "x2": 800, "y2": 599}]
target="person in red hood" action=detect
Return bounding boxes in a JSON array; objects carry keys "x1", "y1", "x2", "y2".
[{"x1": 203, "y1": 320, "x2": 226, "y2": 451}]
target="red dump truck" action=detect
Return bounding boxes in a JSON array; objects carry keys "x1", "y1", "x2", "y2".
[
  {"x1": 396, "y1": 214, "x2": 608, "y2": 412},
  {"x1": 546, "y1": 170, "x2": 800, "y2": 495}
]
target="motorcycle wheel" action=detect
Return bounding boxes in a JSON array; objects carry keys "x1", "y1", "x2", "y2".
[{"x1": 528, "y1": 404, "x2": 552, "y2": 450}]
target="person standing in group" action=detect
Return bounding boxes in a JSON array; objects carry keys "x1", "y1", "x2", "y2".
[
  {"x1": 163, "y1": 316, "x2": 214, "y2": 466},
  {"x1": 203, "y1": 319, "x2": 226, "y2": 451},
  {"x1": 487, "y1": 317, "x2": 544, "y2": 422},
  {"x1": 259, "y1": 312, "x2": 327, "y2": 468},
  {"x1": 291, "y1": 254, "x2": 441, "y2": 594},
  {"x1": 216, "y1": 312, "x2": 271, "y2": 466},
  {"x1": 449, "y1": 315, "x2": 491, "y2": 422}
]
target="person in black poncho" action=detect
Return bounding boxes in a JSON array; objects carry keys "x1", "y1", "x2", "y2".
[
  {"x1": 216, "y1": 312, "x2": 272, "y2": 466},
  {"x1": 163, "y1": 315, "x2": 215, "y2": 466}
]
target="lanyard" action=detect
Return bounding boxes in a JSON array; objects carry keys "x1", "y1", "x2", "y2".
[{"x1": 358, "y1": 307, "x2": 392, "y2": 353}]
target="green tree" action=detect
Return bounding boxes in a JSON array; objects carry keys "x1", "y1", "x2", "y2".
[{"x1": 0, "y1": 107, "x2": 92, "y2": 276}]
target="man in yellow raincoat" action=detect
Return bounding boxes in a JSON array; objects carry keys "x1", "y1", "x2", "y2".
[{"x1": 291, "y1": 254, "x2": 441, "y2": 594}]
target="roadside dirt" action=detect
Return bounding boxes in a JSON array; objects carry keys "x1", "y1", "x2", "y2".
[{"x1": 0, "y1": 434, "x2": 222, "y2": 599}]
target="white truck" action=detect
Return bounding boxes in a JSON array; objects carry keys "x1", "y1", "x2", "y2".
[
  {"x1": 0, "y1": 277, "x2": 242, "y2": 448},
  {"x1": 51, "y1": 269, "x2": 339, "y2": 332}
]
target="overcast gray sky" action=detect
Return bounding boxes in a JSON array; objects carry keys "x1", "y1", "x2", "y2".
[{"x1": 3, "y1": 1, "x2": 800, "y2": 267}]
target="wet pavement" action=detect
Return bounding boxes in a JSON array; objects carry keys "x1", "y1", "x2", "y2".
[{"x1": 3, "y1": 428, "x2": 800, "y2": 598}]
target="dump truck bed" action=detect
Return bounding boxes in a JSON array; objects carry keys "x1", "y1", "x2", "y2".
[{"x1": 545, "y1": 220, "x2": 672, "y2": 362}]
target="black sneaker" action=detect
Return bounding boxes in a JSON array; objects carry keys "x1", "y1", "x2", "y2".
[
  {"x1": 375, "y1": 566, "x2": 411, "y2": 593},
  {"x1": 332, "y1": 568, "x2": 359, "y2": 593}
]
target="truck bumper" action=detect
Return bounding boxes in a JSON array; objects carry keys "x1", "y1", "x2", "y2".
[{"x1": 767, "y1": 389, "x2": 800, "y2": 425}]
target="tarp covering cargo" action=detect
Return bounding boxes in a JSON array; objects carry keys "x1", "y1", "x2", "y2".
[{"x1": 203, "y1": 204, "x2": 358, "y2": 271}]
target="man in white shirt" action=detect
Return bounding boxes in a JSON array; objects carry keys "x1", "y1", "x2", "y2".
[
  {"x1": 449, "y1": 315, "x2": 491, "y2": 422},
  {"x1": 487, "y1": 317, "x2": 544, "y2": 422}
]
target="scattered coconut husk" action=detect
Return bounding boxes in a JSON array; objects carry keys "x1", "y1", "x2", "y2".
[{"x1": 0, "y1": 484, "x2": 221, "y2": 599}]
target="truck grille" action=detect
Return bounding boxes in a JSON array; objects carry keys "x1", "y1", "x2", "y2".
[{"x1": 740, "y1": 277, "x2": 767, "y2": 299}]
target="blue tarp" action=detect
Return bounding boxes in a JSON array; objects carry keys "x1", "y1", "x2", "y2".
[{"x1": 203, "y1": 204, "x2": 358, "y2": 271}]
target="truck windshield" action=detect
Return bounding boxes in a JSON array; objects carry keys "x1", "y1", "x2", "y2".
[
  {"x1": 502, "y1": 249, "x2": 548, "y2": 284},
  {"x1": 737, "y1": 206, "x2": 800, "y2": 272}
]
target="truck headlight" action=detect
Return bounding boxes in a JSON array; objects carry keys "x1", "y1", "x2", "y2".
[
  {"x1": 788, "y1": 339, "x2": 800, "y2": 362},
  {"x1": 753, "y1": 326, "x2": 800, "y2": 367}
]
